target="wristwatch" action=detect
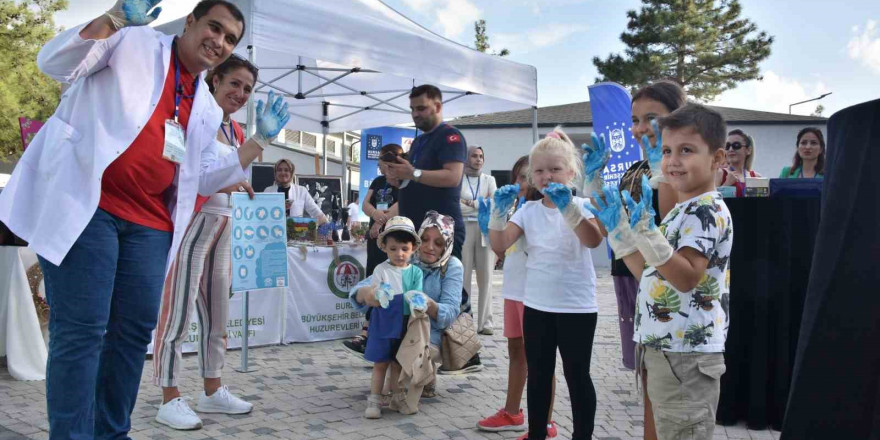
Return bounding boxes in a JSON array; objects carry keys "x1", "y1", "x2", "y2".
[{"x1": 412, "y1": 169, "x2": 423, "y2": 182}]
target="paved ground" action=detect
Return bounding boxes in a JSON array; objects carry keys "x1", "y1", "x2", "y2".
[{"x1": 0, "y1": 271, "x2": 782, "y2": 440}]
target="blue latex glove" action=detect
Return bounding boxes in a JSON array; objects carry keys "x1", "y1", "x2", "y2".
[
  {"x1": 492, "y1": 184, "x2": 520, "y2": 218},
  {"x1": 585, "y1": 187, "x2": 639, "y2": 257},
  {"x1": 477, "y1": 197, "x2": 491, "y2": 236},
  {"x1": 542, "y1": 182, "x2": 572, "y2": 211},
  {"x1": 106, "y1": 0, "x2": 162, "y2": 28},
  {"x1": 254, "y1": 90, "x2": 291, "y2": 148},
  {"x1": 640, "y1": 119, "x2": 664, "y2": 183},
  {"x1": 621, "y1": 175, "x2": 657, "y2": 231},
  {"x1": 585, "y1": 187, "x2": 624, "y2": 233},
  {"x1": 405, "y1": 291, "x2": 428, "y2": 312},
  {"x1": 374, "y1": 282, "x2": 395, "y2": 309},
  {"x1": 582, "y1": 132, "x2": 611, "y2": 193},
  {"x1": 543, "y1": 182, "x2": 586, "y2": 230}
]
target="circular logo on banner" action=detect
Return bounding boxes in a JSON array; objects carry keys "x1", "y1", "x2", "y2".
[
  {"x1": 327, "y1": 255, "x2": 365, "y2": 299},
  {"x1": 609, "y1": 127, "x2": 626, "y2": 153}
]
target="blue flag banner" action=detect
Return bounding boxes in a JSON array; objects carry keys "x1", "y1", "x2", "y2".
[
  {"x1": 358, "y1": 126, "x2": 417, "y2": 221},
  {"x1": 588, "y1": 82, "x2": 642, "y2": 188}
]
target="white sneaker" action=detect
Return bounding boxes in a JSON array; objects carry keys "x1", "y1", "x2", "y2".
[
  {"x1": 156, "y1": 397, "x2": 203, "y2": 430},
  {"x1": 196, "y1": 385, "x2": 253, "y2": 415}
]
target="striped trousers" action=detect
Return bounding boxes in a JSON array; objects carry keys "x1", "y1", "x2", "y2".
[{"x1": 152, "y1": 212, "x2": 231, "y2": 388}]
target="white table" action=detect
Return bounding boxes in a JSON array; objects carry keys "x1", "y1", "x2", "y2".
[{"x1": 0, "y1": 246, "x2": 48, "y2": 381}]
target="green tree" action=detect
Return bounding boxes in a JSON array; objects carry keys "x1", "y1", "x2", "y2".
[
  {"x1": 811, "y1": 104, "x2": 824, "y2": 117},
  {"x1": 0, "y1": 0, "x2": 67, "y2": 161},
  {"x1": 593, "y1": 0, "x2": 773, "y2": 101},
  {"x1": 474, "y1": 19, "x2": 509, "y2": 57}
]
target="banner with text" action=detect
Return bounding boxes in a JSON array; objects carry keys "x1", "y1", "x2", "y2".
[
  {"x1": 283, "y1": 245, "x2": 368, "y2": 343},
  {"x1": 358, "y1": 127, "x2": 417, "y2": 221},
  {"x1": 588, "y1": 82, "x2": 642, "y2": 188}
]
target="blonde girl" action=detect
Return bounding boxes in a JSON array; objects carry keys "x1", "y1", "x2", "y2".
[{"x1": 486, "y1": 127, "x2": 605, "y2": 440}]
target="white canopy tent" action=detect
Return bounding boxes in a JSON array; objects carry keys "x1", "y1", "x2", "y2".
[{"x1": 158, "y1": 0, "x2": 538, "y2": 200}]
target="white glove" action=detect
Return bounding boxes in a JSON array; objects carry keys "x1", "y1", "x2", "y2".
[{"x1": 105, "y1": 0, "x2": 163, "y2": 30}]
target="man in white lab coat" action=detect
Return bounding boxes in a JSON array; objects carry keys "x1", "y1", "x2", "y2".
[{"x1": 0, "y1": 1, "x2": 290, "y2": 438}]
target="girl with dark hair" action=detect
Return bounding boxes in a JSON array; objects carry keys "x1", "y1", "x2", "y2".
[
  {"x1": 609, "y1": 80, "x2": 686, "y2": 371},
  {"x1": 718, "y1": 129, "x2": 762, "y2": 196},
  {"x1": 780, "y1": 128, "x2": 825, "y2": 178}
]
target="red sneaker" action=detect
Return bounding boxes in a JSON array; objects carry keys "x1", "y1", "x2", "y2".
[
  {"x1": 516, "y1": 421, "x2": 559, "y2": 439},
  {"x1": 476, "y1": 408, "x2": 526, "y2": 432}
]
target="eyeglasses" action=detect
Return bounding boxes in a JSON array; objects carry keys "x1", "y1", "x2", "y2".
[{"x1": 725, "y1": 142, "x2": 745, "y2": 151}]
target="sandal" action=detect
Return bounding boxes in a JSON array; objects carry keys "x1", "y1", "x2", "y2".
[{"x1": 421, "y1": 382, "x2": 436, "y2": 398}]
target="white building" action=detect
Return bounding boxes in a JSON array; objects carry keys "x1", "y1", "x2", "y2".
[{"x1": 452, "y1": 102, "x2": 828, "y2": 268}]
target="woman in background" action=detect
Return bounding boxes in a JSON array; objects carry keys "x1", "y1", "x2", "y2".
[{"x1": 780, "y1": 128, "x2": 825, "y2": 178}]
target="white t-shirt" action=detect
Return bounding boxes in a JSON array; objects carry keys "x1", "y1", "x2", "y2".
[
  {"x1": 501, "y1": 235, "x2": 527, "y2": 302},
  {"x1": 459, "y1": 173, "x2": 497, "y2": 221},
  {"x1": 347, "y1": 203, "x2": 360, "y2": 221},
  {"x1": 200, "y1": 140, "x2": 249, "y2": 217},
  {"x1": 510, "y1": 197, "x2": 598, "y2": 313}
]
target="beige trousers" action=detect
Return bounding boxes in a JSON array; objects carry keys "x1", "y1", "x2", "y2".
[
  {"x1": 642, "y1": 348, "x2": 726, "y2": 440},
  {"x1": 461, "y1": 221, "x2": 494, "y2": 331}
]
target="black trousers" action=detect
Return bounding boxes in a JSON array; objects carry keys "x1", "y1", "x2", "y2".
[{"x1": 523, "y1": 306, "x2": 597, "y2": 440}]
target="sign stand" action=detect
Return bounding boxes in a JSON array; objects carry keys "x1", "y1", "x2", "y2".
[{"x1": 235, "y1": 290, "x2": 258, "y2": 373}]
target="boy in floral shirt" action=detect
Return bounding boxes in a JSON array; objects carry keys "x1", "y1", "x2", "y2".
[{"x1": 588, "y1": 104, "x2": 732, "y2": 440}]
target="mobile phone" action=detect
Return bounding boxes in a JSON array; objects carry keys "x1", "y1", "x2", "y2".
[{"x1": 380, "y1": 152, "x2": 403, "y2": 162}]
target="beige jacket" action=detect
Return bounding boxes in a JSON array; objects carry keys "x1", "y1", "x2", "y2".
[{"x1": 396, "y1": 308, "x2": 436, "y2": 411}]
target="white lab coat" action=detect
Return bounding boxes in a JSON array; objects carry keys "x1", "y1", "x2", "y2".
[
  {"x1": 263, "y1": 184, "x2": 325, "y2": 219},
  {"x1": 0, "y1": 24, "x2": 247, "y2": 271}
]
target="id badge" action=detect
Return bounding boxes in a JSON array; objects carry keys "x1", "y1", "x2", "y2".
[
  {"x1": 377, "y1": 203, "x2": 389, "y2": 211},
  {"x1": 163, "y1": 120, "x2": 186, "y2": 164}
]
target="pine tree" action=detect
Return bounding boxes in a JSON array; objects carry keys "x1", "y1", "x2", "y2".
[
  {"x1": 593, "y1": 0, "x2": 773, "y2": 101},
  {"x1": 474, "y1": 19, "x2": 509, "y2": 57},
  {"x1": 0, "y1": 0, "x2": 67, "y2": 161}
]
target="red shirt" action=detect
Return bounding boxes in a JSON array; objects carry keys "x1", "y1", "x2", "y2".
[{"x1": 99, "y1": 50, "x2": 196, "y2": 232}]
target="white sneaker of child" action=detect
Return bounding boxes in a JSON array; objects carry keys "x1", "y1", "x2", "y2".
[{"x1": 365, "y1": 393, "x2": 383, "y2": 419}]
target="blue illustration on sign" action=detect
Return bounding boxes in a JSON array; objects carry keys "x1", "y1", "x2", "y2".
[{"x1": 231, "y1": 193, "x2": 288, "y2": 292}]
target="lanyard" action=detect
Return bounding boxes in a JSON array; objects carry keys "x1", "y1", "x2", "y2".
[
  {"x1": 220, "y1": 122, "x2": 237, "y2": 147},
  {"x1": 464, "y1": 175, "x2": 481, "y2": 200},
  {"x1": 173, "y1": 41, "x2": 197, "y2": 124}
]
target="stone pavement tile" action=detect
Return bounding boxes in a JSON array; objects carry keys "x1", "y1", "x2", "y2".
[{"x1": 2, "y1": 271, "x2": 792, "y2": 440}]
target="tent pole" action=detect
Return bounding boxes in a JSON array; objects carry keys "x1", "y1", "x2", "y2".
[
  {"x1": 322, "y1": 102, "x2": 329, "y2": 175},
  {"x1": 341, "y1": 132, "x2": 349, "y2": 205},
  {"x1": 532, "y1": 106, "x2": 538, "y2": 143},
  {"x1": 246, "y1": 45, "x2": 257, "y2": 138}
]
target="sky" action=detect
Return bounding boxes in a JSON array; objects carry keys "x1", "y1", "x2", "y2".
[{"x1": 54, "y1": 0, "x2": 880, "y2": 117}]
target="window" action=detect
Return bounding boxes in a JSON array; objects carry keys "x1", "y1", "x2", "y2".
[{"x1": 302, "y1": 132, "x2": 317, "y2": 148}]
